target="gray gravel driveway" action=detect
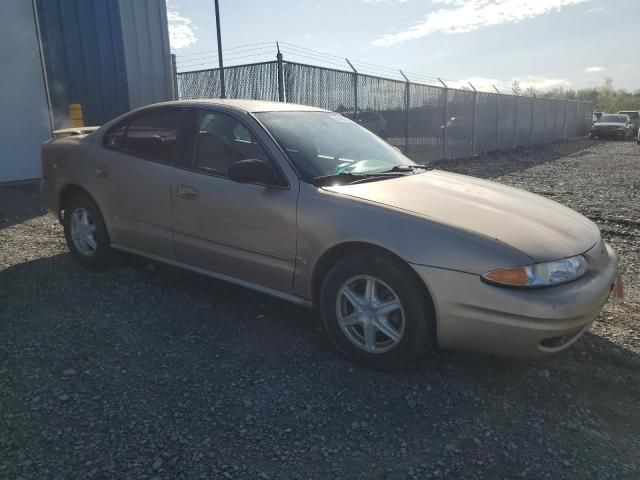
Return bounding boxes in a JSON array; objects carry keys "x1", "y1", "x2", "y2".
[{"x1": 1, "y1": 138, "x2": 639, "y2": 479}]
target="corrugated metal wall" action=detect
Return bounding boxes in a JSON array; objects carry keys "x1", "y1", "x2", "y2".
[
  {"x1": 36, "y1": 0, "x2": 173, "y2": 129},
  {"x1": 118, "y1": 0, "x2": 174, "y2": 110},
  {"x1": 0, "y1": 0, "x2": 52, "y2": 182},
  {"x1": 36, "y1": 0, "x2": 130, "y2": 128}
]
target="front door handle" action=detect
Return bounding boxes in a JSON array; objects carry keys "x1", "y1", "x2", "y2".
[{"x1": 177, "y1": 185, "x2": 198, "y2": 200}]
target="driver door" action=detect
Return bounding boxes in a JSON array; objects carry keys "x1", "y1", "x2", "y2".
[{"x1": 170, "y1": 109, "x2": 298, "y2": 293}]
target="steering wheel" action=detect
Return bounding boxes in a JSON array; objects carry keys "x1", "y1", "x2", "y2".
[{"x1": 333, "y1": 146, "x2": 360, "y2": 162}]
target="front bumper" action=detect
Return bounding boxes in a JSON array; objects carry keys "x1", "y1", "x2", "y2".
[
  {"x1": 591, "y1": 129, "x2": 626, "y2": 138},
  {"x1": 411, "y1": 241, "x2": 618, "y2": 356}
]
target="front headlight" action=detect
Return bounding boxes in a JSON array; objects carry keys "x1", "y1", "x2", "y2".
[{"x1": 482, "y1": 255, "x2": 587, "y2": 288}]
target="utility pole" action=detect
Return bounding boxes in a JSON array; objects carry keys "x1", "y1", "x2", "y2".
[
  {"x1": 276, "y1": 42, "x2": 285, "y2": 102},
  {"x1": 214, "y1": 0, "x2": 226, "y2": 98}
]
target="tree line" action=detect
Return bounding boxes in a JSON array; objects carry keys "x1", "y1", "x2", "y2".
[{"x1": 513, "y1": 78, "x2": 640, "y2": 113}]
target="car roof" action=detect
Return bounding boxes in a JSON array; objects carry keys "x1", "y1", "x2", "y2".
[{"x1": 148, "y1": 99, "x2": 330, "y2": 113}]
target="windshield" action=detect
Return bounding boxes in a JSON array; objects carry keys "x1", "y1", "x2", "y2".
[
  {"x1": 255, "y1": 111, "x2": 414, "y2": 181},
  {"x1": 599, "y1": 115, "x2": 628, "y2": 123}
]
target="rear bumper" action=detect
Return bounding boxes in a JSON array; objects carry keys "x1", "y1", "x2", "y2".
[
  {"x1": 411, "y1": 241, "x2": 618, "y2": 356},
  {"x1": 40, "y1": 178, "x2": 61, "y2": 220}
]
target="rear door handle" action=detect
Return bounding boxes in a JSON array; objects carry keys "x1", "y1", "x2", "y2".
[
  {"x1": 177, "y1": 185, "x2": 198, "y2": 200},
  {"x1": 96, "y1": 165, "x2": 109, "y2": 178}
]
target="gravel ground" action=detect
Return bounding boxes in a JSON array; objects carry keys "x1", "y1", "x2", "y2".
[{"x1": 1, "y1": 138, "x2": 639, "y2": 479}]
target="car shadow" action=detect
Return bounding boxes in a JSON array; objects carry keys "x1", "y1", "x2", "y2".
[
  {"x1": 0, "y1": 182, "x2": 46, "y2": 230},
  {"x1": 3, "y1": 250, "x2": 638, "y2": 382}
]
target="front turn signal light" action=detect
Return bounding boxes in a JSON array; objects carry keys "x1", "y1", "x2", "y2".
[{"x1": 482, "y1": 255, "x2": 588, "y2": 288}]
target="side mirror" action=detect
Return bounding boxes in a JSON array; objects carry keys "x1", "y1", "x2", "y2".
[{"x1": 228, "y1": 158, "x2": 280, "y2": 186}]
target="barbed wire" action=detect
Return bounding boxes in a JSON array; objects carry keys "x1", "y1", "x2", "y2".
[{"x1": 175, "y1": 41, "x2": 471, "y2": 90}]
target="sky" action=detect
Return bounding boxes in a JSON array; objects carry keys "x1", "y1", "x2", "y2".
[{"x1": 166, "y1": 0, "x2": 639, "y2": 93}]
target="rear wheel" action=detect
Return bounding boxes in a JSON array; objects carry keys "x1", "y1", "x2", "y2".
[
  {"x1": 319, "y1": 252, "x2": 435, "y2": 370},
  {"x1": 63, "y1": 192, "x2": 111, "y2": 269}
]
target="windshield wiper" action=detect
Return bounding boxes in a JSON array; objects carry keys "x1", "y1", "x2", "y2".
[
  {"x1": 312, "y1": 171, "x2": 407, "y2": 186},
  {"x1": 384, "y1": 164, "x2": 432, "y2": 173}
]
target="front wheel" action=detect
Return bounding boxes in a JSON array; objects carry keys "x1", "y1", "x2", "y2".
[{"x1": 319, "y1": 252, "x2": 435, "y2": 370}]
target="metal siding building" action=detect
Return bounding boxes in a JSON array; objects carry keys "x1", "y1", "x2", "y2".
[
  {"x1": 0, "y1": 0, "x2": 173, "y2": 183},
  {"x1": 118, "y1": 0, "x2": 174, "y2": 110},
  {"x1": 0, "y1": 1, "x2": 52, "y2": 183}
]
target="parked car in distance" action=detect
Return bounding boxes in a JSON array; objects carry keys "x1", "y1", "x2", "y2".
[
  {"x1": 41, "y1": 99, "x2": 619, "y2": 369},
  {"x1": 589, "y1": 114, "x2": 634, "y2": 140},
  {"x1": 440, "y1": 116, "x2": 472, "y2": 139},
  {"x1": 342, "y1": 111, "x2": 388, "y2": 139},
  {"x1": 617, "y1": 110, "x2": 640, "y2": 135}
]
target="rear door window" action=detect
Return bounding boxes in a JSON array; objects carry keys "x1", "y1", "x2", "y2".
[
  {"x1": 115, "y1": 109, "x2": 185, "y2": 164},
  {"x1": 104, "y1": 123, "x2": 126, "y2": 147}
]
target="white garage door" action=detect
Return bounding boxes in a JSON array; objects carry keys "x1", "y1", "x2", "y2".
[{"x1": 0, "y1": 0, "x2": 52, "y2": 182}]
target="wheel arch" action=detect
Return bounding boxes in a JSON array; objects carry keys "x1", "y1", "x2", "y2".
[
  {"x1": 59, "y1": 184, "x2": 111, "y2": 239},
  {"x1": 310, "y1": 241, "x2": 436, "y2": 317}
]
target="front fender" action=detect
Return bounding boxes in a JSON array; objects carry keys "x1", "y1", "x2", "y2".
[{"x1": 293, "y1": 182, "x2": 533, "y2": 299}]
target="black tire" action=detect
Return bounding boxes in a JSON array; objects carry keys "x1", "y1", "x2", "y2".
[
  {"x1": 63, "y1": 192, "x2": 112, "y2": 270},
  {"x1": 319, "y1": 251, "x2": 435, "y2": 370}
]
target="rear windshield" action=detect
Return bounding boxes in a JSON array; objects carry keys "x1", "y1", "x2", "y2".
[
  {"x1": 618, "y1": 111, "x2": 639, "y2": 119},
  {"x1": 599, "y1": 115, "x2": 628, "y2": 123}
]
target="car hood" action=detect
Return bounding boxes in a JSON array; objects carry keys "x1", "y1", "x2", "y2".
[{"x1": 324, "y1": 170, "x2": 600, "y2": 263}]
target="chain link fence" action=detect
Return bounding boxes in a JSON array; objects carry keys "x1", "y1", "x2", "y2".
[{"x1": 176, "y1": 60, "x2": 593, "y2": 163}]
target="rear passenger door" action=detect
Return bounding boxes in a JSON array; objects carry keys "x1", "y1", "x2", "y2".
[
  {"x1": 170, "y1": 108, "x2": 299, "y2": 293},
  {"x1": 94, "y1": 107, "x2": 187, "y2": 258}
]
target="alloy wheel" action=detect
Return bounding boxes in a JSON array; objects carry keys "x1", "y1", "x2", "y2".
[
  {"x1": 336, "y1": 275, "x2": 405, "y2": 353},
  {"x1": 70, "y1": 207, "x2": 97, "y2": 256}
]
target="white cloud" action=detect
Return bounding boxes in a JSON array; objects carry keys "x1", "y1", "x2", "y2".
[
  {"x1": 586, "y1": 6, "x2": 603, "y2": 13},
  {"x1": 372, "y1": 0, "x2": 590, "y2": 46},
  {"x1": 516, "y1": 75, "x2": 572, "y2": 90},
  {"x1": 167, "y1": 6, "x2": 197, "y2": 50},
  {"x1": 584, "y1": 66, "x2": 605, "y2": 73}
]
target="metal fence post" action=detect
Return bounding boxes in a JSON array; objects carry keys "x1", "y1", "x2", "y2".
[
  {"x1": 529, "y1": 97, "x2": 535, "y2": 145},
  {"x1": 563, "y1": 100, "x2": 568, "y2": 140},
  {"x1": 513, "y1": 93, "x2": 518, "y2": 148},
  {"x1": 400, "y1": 70, "x2": 411, "y2": 155},
  {"x1": 171, "y1": 53, "x2": 178, "y2": 100},
  {"x1": 469, "y1": 82, "x2": 478, "y2": 155},
  {"x1": 276, "y1": 43, "x2": 285, "y2": 102},
  {"x1": 553, "y1": 100, "x2": 558, "y2": 140},
  {"x1": 346, "y1": 59, "x2": 358, "y2": 120},
  {"x1": 493, "y1": 85, "x2": 500, "y2": 150},
  {"x1": 543, "y1": 100, "x2": 548, "y2": 143},
  {"x1": 439, "y1": 78, "x2": 448, "y2": 159}
]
